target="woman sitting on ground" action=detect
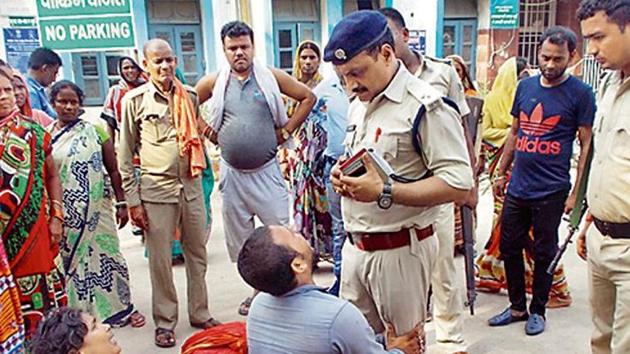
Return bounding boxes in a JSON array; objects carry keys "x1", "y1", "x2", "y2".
[{"x1": 30, "y1": 307, "x2": 121, "y2": 354}]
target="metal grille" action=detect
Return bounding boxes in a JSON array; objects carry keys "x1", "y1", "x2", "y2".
[
  {"x1": 582, "y1": 54, "x2": 603, "y2": 93},
  {"x1": 518, "y1": 0, "x2": 557, "y2": 67}
]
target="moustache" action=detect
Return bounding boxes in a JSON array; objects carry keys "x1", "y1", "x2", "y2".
[{"x1": 352, "y1": 87, "x2": 368, "y2": 94}]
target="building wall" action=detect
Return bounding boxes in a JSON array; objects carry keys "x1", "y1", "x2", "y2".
[
  {"x1": 474, "y1": 0, "x2": 586, "y2": 90},
  {"x1": 445, "y1": 0, "x2": 477, "y2": 18}
]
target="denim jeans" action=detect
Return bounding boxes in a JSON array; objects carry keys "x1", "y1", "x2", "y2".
[
  {"x1": 324, "y1": 156, "x2": 346, "y2": 296},
  {"x1": 499, "y1": 189, "x2": 567, "y2": 316}
]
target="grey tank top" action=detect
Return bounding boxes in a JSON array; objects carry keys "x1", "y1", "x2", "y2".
[{"x1": 218, "y1": 74, "x2": 278, "y2": 170}]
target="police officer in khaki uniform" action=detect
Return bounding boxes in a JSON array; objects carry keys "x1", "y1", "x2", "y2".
[
  {"x1": 118, "y1": 39, "x2": 217, "y2": 348},
  {"x1": 327, "y1": 10, "x2": 474, "y2": 344},
  {"x1": 578, "y1": 2, "x2": 630, "y2": 353},
  {"x1": 380, "y1": 8, "x2": 473, "y2": 354}
]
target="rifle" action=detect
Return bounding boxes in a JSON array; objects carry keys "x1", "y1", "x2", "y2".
[
  {"x1": 461, "y1": 205, "x2": 477, "y2": 315},
  {"x1": 547, "y1": 142, "x2": 593, "y2": 275}
]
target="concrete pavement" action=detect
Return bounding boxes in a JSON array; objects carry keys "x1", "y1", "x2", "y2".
[{"x1": 111, "y1": 176, "x2": 592, "y2": 354}]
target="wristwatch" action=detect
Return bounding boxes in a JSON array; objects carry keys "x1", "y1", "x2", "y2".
[
  {"x1": 377, "y1": 179, "x2": 393, "y2": 210},
  {"x1": 281, "y1": 128, "x2": 291, "y2": 141}
]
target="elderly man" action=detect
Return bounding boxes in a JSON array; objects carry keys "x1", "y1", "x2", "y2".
[{"x1": 118, "y1": 39, "x2": 216, "y2": 348}]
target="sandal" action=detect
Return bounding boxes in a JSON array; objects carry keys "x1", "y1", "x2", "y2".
[
  {"x1": 155, "y1": 328, "x2": 176, "y2": 348},
  {"x1": 238, "y1": 297, "x2": 253, "y2": 316},
  {"x1": 130, "y1": 311, "x2": 146, "y2": 328},
  {"x1": 190, "y1": 317, "x2": 222, "y2": 329}
]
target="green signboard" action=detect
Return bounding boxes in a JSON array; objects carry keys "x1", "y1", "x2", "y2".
[
  {"x1": 36, "y1": 0, "x2": 131, "y2": 17},
  {"x1": 490, "y1": 0, "x2": 520, "y2": 29},
  {"x1": 9, "y1": 17, "x2": 37, "y2": 28},
  {"x1": 36, "y1": 0, "x2": 135, "y2": 51}
]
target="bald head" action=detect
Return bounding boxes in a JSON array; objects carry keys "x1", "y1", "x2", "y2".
[
  {"x1": 143, "y1": 38, "x2": 172, "y2": 57},
  {"x1": 143, "y1": 38, "x2": 177, "y2": 90}
]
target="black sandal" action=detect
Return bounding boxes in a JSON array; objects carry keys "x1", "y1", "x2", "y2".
[
  {"x1": 238, "y1": 297, "x2": 253, "y2": 316},
  {"x1": 155, "y1": 328, "x2": 176, "y2": 348}
]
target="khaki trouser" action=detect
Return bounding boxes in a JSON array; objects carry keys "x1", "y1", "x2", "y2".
[
  {"x1": 144, "y1": 192, "x2": 210, "y2": 330},
  {"x1": 341, "y1": 228, "x2": 437, "y2": 334},
  {"x1": 432, "y1": 204, "x2": 467, "y2": 353},
  {"x1": 587, "y1": 225, "x2": 630, "y2": 354}
]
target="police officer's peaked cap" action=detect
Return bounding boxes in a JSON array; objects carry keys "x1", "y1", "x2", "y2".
[{"x1": 324, "y1": 10, "x2": 390, "y2": 65}]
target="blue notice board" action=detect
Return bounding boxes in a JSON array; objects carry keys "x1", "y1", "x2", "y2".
[{"x1": 3, "y1": 28, "x2": 41, "y2": 73}]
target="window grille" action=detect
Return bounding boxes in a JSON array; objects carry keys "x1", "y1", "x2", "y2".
[{"x1": 518, "y1": 0, "x2": 557, "y2": 68}]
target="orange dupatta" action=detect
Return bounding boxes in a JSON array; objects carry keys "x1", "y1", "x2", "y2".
[{"x1": 172, "y1": 78, "x2": 206, "y2": 177}]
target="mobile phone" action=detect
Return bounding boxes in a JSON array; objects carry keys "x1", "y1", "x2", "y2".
[{"x1": 339, "y1": 148, "x2": 368, "y2": 177}]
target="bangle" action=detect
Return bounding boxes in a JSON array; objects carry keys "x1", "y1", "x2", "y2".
[
  {"x1": 50, "y1": 207, "x2": 64, "y2": 222},
  {"x1": 115, "y1": 201, "x2": 128, "y2": 208},
  {"x1": 202, "y1": 126, "x2": 212, "y2": 138},
  {"x1": 52, "y1": 214, "x2": 64, "y2": 223},
  {"x1": 50, "y1": 199, "x2": 63, "y2": 210}
]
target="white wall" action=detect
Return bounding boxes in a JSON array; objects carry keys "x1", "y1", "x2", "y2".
[
  {"x1": 392, "y1": 0, "x2": 439, "y2": 57},
  {"x1": 211, "y1": 0, "x2": 239, "y2": 70}
]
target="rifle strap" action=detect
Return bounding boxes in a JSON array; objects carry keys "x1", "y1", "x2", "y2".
[{"x1": 410, "y1": 97, "x2": 460, "y2": 181}]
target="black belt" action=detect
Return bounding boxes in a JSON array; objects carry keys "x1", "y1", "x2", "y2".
[{"x1": 593, "y1": 217, "x2": 630, "y2": 239}]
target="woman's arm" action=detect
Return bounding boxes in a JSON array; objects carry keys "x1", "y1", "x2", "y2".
[
  {"x1": 44, "y1": 154, "x2": 64, "y2": 243},
  {"x1": 102, "y1": 137, "x2": 129, "y2": 228}
]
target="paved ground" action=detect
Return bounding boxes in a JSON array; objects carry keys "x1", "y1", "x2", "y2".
[{"x1": 108, "y1": 173, "x2": 592, "y2": 354}]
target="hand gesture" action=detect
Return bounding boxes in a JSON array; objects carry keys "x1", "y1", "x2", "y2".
[
  {"x1": 493, "y1": 175, "x2": 507, "y2": 198},
  {"x1": 331, "y1": 157, "x2": 351, "y2": 198},
  {"x1": 386, "y1": 322, "x2": 423, "y2": 354},
  {"x1": 116, "y1": 206, "x2": 130, "y2": 229},
  {"x1": 129, "y1": 205, "x2": 149, "y2": 230},
  {"x1": 564, "y1": 193, "x2": 577, "y2": 215},
  {"x1": 49, "y1": 218, "x2": 63, "y2": 244},
  {"x1": 339, "y1": 155, "x2": 383, "y2": 203}
]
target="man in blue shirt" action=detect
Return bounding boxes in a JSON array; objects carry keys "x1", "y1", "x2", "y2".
[
  {"x1": 238, "y1": 225, "x2": 421, "y2": 354},
  {"x1": 27, "y1": 47, "x2": 62, "y2": 118},
  {"x1": 315, "y1": 70, "x2": 349, "y2": 296},
  {"x1": 489, "y1": 26, "x2": 595, "y2": 336}
]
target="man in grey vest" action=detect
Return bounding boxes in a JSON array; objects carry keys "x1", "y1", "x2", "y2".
[{"x1": 196, "y1": 21, "x2": 316, "y2": 315}]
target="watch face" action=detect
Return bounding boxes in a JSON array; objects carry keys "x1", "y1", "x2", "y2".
[{"x1": 378, "y1": 196, "x2": 393, "y2": 209}]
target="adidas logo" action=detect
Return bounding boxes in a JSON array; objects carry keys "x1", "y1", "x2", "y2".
[
  {"x1": 517, "y1": 103, "x2": 561, "y2": 155},
  {"x1": 520, "y1": 103, "x2": 560, "y2": 136}
]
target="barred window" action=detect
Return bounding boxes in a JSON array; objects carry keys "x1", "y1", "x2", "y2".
[{"x1": 518, "y1": 0, "x2": 557, "y2": 68}]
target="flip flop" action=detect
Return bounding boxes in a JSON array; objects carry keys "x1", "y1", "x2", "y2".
[
  {"x1": 130, "y1": 311, "x2": 146, "y2": 328},
  {"x1": 155, "y1": 328, "x2": 176, "y2": 348}
]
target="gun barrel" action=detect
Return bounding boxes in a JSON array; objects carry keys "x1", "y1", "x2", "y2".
[
  {"x1": 461, "y1": 206, "x2": 477, "y2": 315},
  {"x1": 546, "y1": 227, "x2": 577, "y2": 275}
]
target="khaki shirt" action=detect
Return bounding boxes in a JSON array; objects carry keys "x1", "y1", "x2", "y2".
[
  {"x1": 413, "y1": 52, "x2": 471, "y2": 117},
  {"x1": 118, "y1": 81, "x2": 202, "y2": 207},
  {"x1": 341, "y1": 63, "x2": 473, "y2": 233},
  {"x1": 587, "y1": 71, "x2": 630, "y2": 223}
]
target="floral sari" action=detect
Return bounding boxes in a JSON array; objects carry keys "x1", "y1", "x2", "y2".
[
  {"x1": 50, "y1": 119, "x2": 136, "y2": 325},
  {"x1": 292, "y1": 99, "x2": 333, "y2": 259},
  {"x1": 0, "y1": 110, "x2": 66, "y2": 340}
]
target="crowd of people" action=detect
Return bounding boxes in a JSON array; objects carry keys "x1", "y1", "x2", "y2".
[{"x1": 0, "y1": 0, "x2": 628, "y2": 353}]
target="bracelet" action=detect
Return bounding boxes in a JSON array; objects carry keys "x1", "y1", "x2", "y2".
[
  {"x1": 50, "y1": 207, "x2": 64, "y2": 222},
  {"x1": 50, "y1": 199, "x2": 63, "y2": 210},
  {"x1": 202, "y1": 126, "x2": 212, "y2": 138},
  {"x1": 115, "y1": 201, "x2": 128, "y2": 208},
  {"x1": 52, "y1": 214, "x2": 64, "y2": 223}
]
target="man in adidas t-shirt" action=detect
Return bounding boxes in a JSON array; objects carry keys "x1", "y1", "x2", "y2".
[{"x1": 488, "y1": 26, "x2": 595, "y2": 336}]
